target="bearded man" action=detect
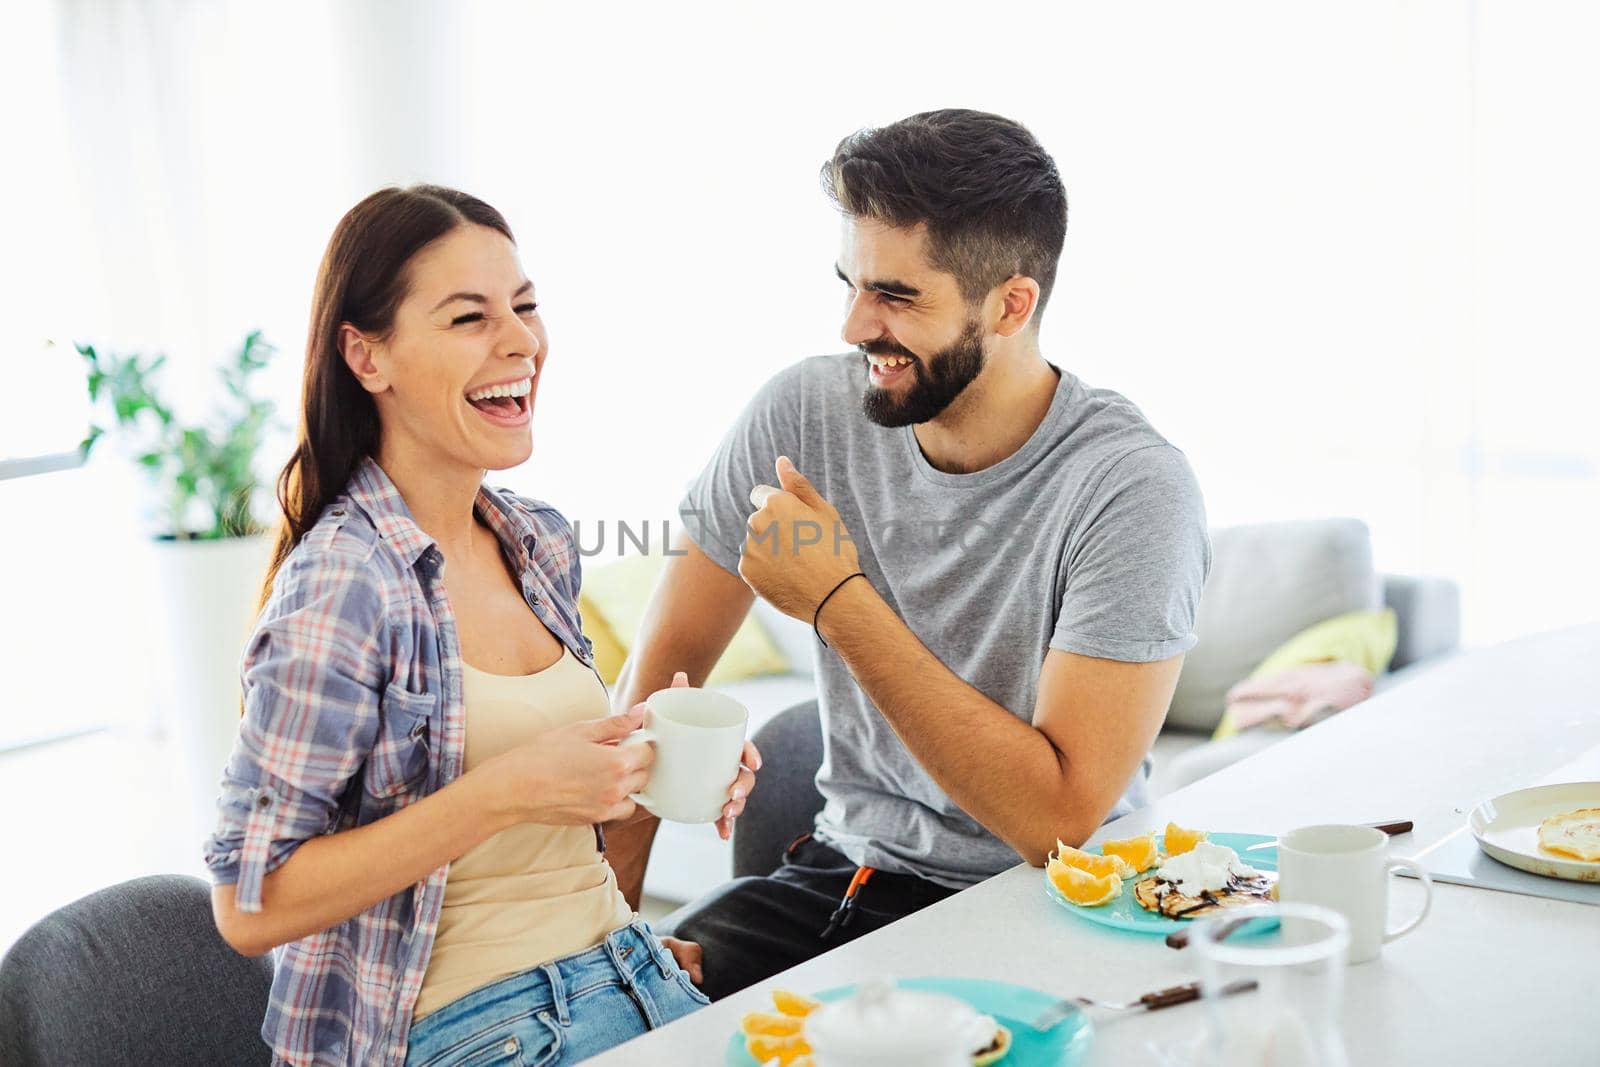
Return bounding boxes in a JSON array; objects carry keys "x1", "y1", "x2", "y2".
[{"x1": 610, "y1": 108, "x2": 1211, "y2": 999}]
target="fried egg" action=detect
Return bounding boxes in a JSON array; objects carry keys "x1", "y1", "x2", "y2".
[{"x1": 1537, "y1": 807, "x2": 1600, "y2": 861}]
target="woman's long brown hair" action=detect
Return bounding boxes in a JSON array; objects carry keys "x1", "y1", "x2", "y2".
[{"x1": 256, "y1": 185, "x2": 515, "y2": 614}]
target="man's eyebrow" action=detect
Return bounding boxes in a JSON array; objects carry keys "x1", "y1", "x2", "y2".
[
  {"x1": 431, "y1": 280, "x2": 534, "y2": 312},
  {"x1": 833, "y1": 264, "x2": 920, "y2": 299}
]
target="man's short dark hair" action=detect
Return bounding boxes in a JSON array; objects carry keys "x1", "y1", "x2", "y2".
[{"x1": 822, "y1": 109, "x2": 1068, "y2": 319}]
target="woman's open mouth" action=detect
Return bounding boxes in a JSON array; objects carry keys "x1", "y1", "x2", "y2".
[{"x1": 464, "y1": 377, "x2": 533, "y2": 427}]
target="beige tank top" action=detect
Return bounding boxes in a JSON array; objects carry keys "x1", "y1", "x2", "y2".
[{"x1": 413, "y1": 646, "x2": 634, "y2": 1019}]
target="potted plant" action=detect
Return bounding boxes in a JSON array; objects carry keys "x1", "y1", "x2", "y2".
[{"x1": 76, "y1": 330, "x2": 280, "y2": 841}]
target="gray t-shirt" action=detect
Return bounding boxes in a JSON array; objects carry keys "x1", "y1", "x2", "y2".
[{"x1": 680, "y1": 353, "x2": 1210, "y2": 887}]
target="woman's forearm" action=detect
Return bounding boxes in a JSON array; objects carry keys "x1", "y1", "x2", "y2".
[{"x1": 212, "y1": 771, "x2": 512, "y2": 957}]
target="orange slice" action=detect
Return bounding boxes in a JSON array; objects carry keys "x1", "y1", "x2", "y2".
[
  {"x1": 770, "y1": 989, "x2": 822, "y2": 1017},
  {"x1": 1054, "y1": 839, "x2": 1134, "y2": 880},
  {"x1": 740, "y1": 1011, "x2": 804, "y2": 1037},
  {"x1": 1163, "y1": 822, "x2": 1208, "y2": 856},
  {"x1": 1047, "y1": 855, "x2": 1124, "y2": 906},
  {"x1": 1101, "y1": 831, "x2": 1162, "y2": 873},
  {"x1": 745, "y1": 1032, "x2": 810, "y2": 1065}
]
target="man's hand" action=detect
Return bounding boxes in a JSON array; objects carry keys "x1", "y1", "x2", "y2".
[
  {"x1": 739, "y1": 456, "x2": 861, "y2": 620},
  {"x1": 660, "y1": 935, "x2": 704, "y2": 985}
]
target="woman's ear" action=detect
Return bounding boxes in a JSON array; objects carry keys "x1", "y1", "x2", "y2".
[{"x1": 338, "y1": 323, "x2": 389, "y2": 395}]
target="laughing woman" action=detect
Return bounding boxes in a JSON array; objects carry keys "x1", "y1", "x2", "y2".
[{"x1": 204, "y1": 186, "x2": 758, "y2": 1066}]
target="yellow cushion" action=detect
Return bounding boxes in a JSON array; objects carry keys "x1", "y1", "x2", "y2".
[
  {"x1": 578, "y1": 553, "x2": 789, "y2": 687},
  {"x1": 1212, "y1": 608, "x2": 1398, "y2": 740},
  {"x1": 579, "y1": 598, "x2": 630, "y2": 686}
]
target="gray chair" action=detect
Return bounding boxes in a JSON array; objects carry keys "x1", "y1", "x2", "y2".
[
  {"x1": 732, "y1": 699, "x2": 826, "y2": 879},
  {"x1": 0, "y1": 873, "x2": 273, "y2": 1066}
]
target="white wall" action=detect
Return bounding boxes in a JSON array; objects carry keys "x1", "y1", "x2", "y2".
[{"x1": 4, "y1": 1, "x2": 1598, "y2": 741}]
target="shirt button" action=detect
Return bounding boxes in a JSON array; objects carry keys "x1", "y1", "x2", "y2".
[
  {"x1": 254, "y1": 793, "x2": 272, "y2": 810},
  {"x1": 330, "y1": 508, "x2": 345, "y2": 517}
]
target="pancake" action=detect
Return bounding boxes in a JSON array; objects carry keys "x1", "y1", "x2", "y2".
[
  {"x1": 1537, "y1": 807, "x2": 1600, "y2": 861},
  {"x1": 972, "y1": 1023, "x2": 1013, "y2": 1066},
  {"x1": 1133, "y1": 869, "x2": 1278, "y2": 919}
]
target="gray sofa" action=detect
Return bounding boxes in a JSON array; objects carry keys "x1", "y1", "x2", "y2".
[
  {"x1": 1149, "y1": 518, "x2": 1459, "y2": 794},
  {"x1": 647, "y1": 517, "x2": 1461, "y2": 904}
]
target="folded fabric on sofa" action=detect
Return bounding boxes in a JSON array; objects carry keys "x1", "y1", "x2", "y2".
[
  {"x1": 1212, "y1": 608, "x2": 1398, "y2": 738},
  {"x1": 1224, "y1": 661, "x2": 1377, "y2": 731}
]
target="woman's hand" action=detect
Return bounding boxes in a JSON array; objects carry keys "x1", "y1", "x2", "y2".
[
  {"x1": 474, "y1": 707, "x2": 655, "y2": 827},
  {"x1": 630, "y1": 670, "x2": 760, "y2": 840},
  {"x1": 716, "y1": 739, "x2": 762, "y2": 841},
  {"x1": 660, "y1": 936, "x2": 704, "y2": 985}
]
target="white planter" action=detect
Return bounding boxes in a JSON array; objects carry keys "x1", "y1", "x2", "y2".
[{"x1": 151, "y1": 533, "x2": 274, "y2": 848}]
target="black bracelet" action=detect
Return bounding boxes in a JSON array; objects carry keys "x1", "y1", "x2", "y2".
[{"x1": 813, "y1": 572, "x2": 866, "y2": 648}]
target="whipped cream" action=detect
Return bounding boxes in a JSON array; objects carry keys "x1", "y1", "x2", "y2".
[{"x1": 1154, "y1": 840, "x2": 1259, "y2": 895}]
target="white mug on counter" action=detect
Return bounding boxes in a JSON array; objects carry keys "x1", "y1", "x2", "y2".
[
  {"x1": 1276, "y1": 824, "x2": 1433, "y2": 964},
  {"x1": 618, "y1": 687, "x2": 748, "y2": 823}
]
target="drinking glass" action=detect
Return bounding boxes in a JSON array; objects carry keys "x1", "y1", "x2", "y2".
[{"x1": 1187, "y1": 902, "x2": 1352, "y2": 1067}]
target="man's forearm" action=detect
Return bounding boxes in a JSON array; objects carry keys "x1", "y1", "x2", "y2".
[{"x1": 815, "y1": 578, "x2": 1077, "y2": 863}]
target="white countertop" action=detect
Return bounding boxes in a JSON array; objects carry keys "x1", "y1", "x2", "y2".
[{"x1": 589, "y1": 624, "x2": 1600, "y2": 1066}]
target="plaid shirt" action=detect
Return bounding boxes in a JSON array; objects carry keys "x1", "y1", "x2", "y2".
[{"x1": 204, "y1": 457, "x2": 598, "y2": 1067}]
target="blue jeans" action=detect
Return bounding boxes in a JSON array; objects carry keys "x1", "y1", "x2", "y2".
[{"x1": 404, "y1": 919, "x2": 711, "y2": 1066}]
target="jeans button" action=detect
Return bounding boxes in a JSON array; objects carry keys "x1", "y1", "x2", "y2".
[{"x1": 502, "y1": 1038, "x2": 517, "y2": 1055}]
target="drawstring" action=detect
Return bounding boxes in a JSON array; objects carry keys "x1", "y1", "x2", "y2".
[
  {"x1": 784, "y1": 833, "x2": 876, "y2": 941},
  {"x1": 821, "y1": 866, "x2": 875, "y2": 940}
]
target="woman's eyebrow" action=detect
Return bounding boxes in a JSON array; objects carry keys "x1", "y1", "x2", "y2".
[{"x1": 431, "y1": 280, "x2": 534, "y2": 313}]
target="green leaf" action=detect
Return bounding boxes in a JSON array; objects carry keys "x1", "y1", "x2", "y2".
[{"x1": 78, "y1": 330, "x2": 277, "y2": 538}]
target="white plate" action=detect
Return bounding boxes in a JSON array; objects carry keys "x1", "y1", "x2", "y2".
[{"x1": 1469, "y1": 781, "x2": 1600, "y2": 882}]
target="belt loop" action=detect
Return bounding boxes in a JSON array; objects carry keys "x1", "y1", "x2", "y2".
[
  {"x1": 641, "y1": 923, "x2": 673, "y2": 979},
  {"x1": 656, "y1": 938, "x2": 674, "y2": 980},
  {"x1": 540, "y1": 962, "x2": 570, "y2": 1026}
]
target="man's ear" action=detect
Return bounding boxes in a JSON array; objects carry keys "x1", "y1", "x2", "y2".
[
  {"x1": 338, "y1": 323, "x2": 389, "y2": 395},
  {"x1": 991, "y1": 275, "x2": 1041, "y2": 338}
]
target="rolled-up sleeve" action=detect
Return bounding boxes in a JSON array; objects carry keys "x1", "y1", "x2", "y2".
[
  {"x1": 1052, "y1": 445, "x2": 1211, "y2": 663},
  {"x1": 203, "y1": 548, "x2": 388, "y2": 912}
]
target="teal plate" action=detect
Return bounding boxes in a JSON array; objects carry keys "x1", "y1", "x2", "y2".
[
  {"x1": 1044, "y1": 832, "x2": 1277, "y2": 934},
  {"x1": 723, "y1": 976, "x2": 1092, "y2": 1065}
]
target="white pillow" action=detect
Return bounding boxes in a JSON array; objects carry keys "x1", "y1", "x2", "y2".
[{"x1": 1166, "y1": 518, "x2": 1380, "y2": 732}]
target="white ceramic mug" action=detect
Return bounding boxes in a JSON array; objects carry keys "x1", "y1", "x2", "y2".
[
  {"x1": 1277, "y1": 824, "x2": 1433, "y2": 964},
  {"x1": 617, "y1": 687, "x2": 747, "y2": 823}
]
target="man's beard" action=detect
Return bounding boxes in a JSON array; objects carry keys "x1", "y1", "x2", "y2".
[{"x1": 860, "y1": 320, "x2": 986, "y2": 428}]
